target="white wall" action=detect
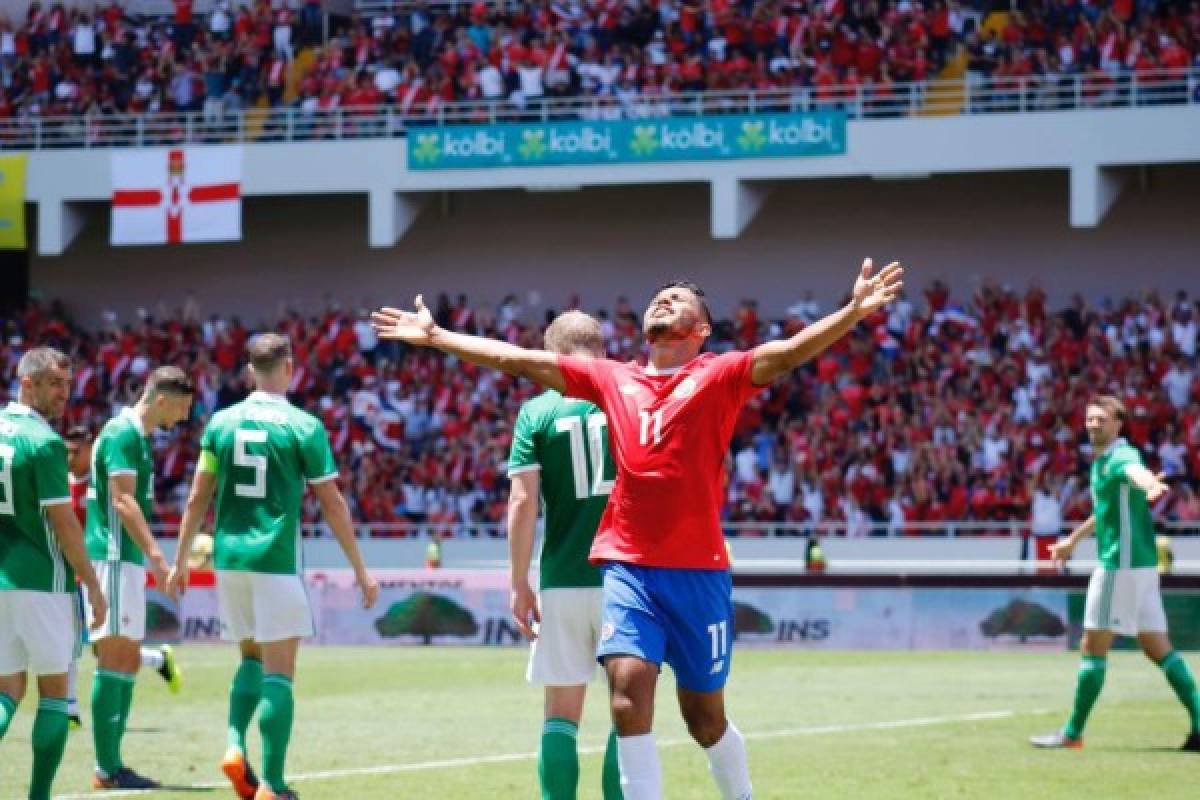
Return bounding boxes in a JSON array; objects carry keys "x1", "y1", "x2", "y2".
[
  {"x1": 25, "y1": 106, "x2": 1200, "y2": 203},
  {"x1": 31, "y1": 165, "x2": 1200, "y2": 324}
]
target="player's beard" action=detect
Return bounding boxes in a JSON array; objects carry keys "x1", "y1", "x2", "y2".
[
  {"x1": 645, "y1": 316, "x2": 694, "y2": 343},
  {"x1": 1087, "y1": 429, "x2": 1112, "y2": 451},
  {"x1": 32, "y1": 389, "x2": 64, "y2": 420}
]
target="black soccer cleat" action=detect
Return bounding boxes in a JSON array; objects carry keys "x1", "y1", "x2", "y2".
[
  {"x1": 93, "y1": 766, "x2": 163, "y2": 789},
  {"x1": 1182, "y1": 731, "x2": 1200, "y2": 753}
]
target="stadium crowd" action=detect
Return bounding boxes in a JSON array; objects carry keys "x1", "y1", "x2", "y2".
[
  {"x1": 2, "y1": 281, "x2": 1199, "y2": 538},
  {"x1": 0, "y1": 0, "x2": 1196, "y2": 120}
]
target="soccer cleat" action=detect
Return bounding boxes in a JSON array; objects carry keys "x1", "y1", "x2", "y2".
[
  {"x1": 158, "y1": 644, "x2": 183, "y2": 694},
  {"x1": 68, "y1": 713, "x2": 83, "y2": 730},
  {"x1": 1182, "y1": 732, "x2": 1200, "y2": 753},
  {"x1": 254, "y1": 786, "x2": 299, "y2": 800},
  {"x1": 222, "y1": 747, "x2": 261, "y2": 799},
  {"x1": 1029, "y1": 731, "x2": 1083, "y2": 749},
  {"x1": 92, "y1": 766, "x2": 163, "y2": 789}
]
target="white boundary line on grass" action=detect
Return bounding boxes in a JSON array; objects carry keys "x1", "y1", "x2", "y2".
[{"x1": 53, "y1": 708, "x2": 1044, "y2": 798}]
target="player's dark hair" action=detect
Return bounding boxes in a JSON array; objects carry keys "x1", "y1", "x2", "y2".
[
  {"x1": 143, "y1": 366, "x2": 194, "y2": 399},
  {"x1": 1087, "y1": 394, "x2": 1127, "y2": 424},
  {"x1": 656, "y1": 280, "x2": 713, "y2": 326},
  {"x1": 247, "y1": 333, "x2": 292, "y2": 374},
  {"x1": 544, "y1": 311, "x2": 605, "y2": 357},
  {"x1": 64, "y1": 425, "x2": 91, "y2": 443}
]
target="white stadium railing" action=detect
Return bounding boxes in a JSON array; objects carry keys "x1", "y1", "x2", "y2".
[
  {"x1": 148, "y1": 520, "x2": 1200, "y2": 540},
  {"x1": 354, "y1": 0, "x2": 495, "y2": 12},
  {"x1": 2, "y1": 68, "x2": 1196, "y2": 151}
]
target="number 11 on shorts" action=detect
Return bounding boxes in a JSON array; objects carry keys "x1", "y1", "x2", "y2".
[{"x1": 707, "y1": 620, "x2": 728, "y2": 675}]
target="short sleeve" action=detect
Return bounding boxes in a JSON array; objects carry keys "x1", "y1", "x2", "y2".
[
  {"x1": 507, "y1": 403, "x2": 541, "y2": 475},
  {"x1": 199, "y1": 419, "x2": 216, "y2": 455},
  {"x1": 1112, "y1": 445, "x2": 1143, "y2": 481},
  {"x1": 300, "y1": 419, "x2": 339, "y2": 484},
  {"x1": 104, "y1": 427, "x2": 141, "y2": 476},
  {"x1": 711, "y1": 350, "x2": 762, "y2": 404},
  {"x1": 35, "y1": 437, "x2": 72, "y2": 507},
  {"x1": 558, "y1": 355, "x2": 607, "y2": 405}
]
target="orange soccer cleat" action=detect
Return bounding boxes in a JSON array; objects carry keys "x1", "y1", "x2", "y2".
[{"x1": 222, "y1": 747, "x2": 261, "y2": 799}]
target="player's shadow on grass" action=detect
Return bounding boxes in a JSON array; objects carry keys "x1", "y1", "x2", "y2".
[
  {"x1": 155, "y1": 787, "x2": 215, "y2": 794},
  {"x1": 1106, "y1": 745, "x2": 1189, "y2": 755}
]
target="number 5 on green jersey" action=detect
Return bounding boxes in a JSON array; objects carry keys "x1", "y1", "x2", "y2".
[{"x1": 200, "y1": 393, "x2": 339, "y2": 575}]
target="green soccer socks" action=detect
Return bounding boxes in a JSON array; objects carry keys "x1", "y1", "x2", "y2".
[
  {"x1": 259, "y1": 673, "x2": 295, "y2": 793},
  {"x1": 602, "y1": 727, "x2": 623, "y2": 799},
  {"x1": 539, "y1": 718, "x2": 580, "y2": 800},
  {"x1": 228, "y1": 658, "x2": 264, "y2": 752},
  {"x1": 1159, "y1": 651, "x2": 1200, "y2": 734},
  {"x1": 0, "y1": 692, "x2": 16, "y2": 740},
  {"x1": 1064, "y1": 655, "x2": 1107, "y2": 740},
  {"x1": 91, "y1": 669, "x2": 134, "y2": 776},
  {"x1": 29, "y1": 697, "x2": 69, "y2": 800}
]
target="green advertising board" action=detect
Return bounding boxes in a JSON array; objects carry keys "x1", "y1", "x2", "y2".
[
  {"x1": 407, "y1": 112, "x2": 846, "y2": 170},
  {"x1": 1067, "y1": 590, "x2": 1200, "y2": 650}
]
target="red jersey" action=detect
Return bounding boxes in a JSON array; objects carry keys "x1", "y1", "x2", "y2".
[
  {"x1": 69, "y1": 472, "x2": 89, "y2": 526},
  {"x1": 559, "y1": 350, "x2": 761, "y2": 570}
]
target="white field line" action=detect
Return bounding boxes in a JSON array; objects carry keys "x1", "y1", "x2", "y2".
[{"x1": 53, "y1": 708, "x2": 1045, "y2": 798}]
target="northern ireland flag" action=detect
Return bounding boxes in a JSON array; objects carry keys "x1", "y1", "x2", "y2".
[{"x1": 111, "y1": 147, "x2": 242, "y2": 246}]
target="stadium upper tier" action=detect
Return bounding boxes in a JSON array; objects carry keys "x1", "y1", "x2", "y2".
[
  {"x1": 0, "y1": 0, "x2": 1197, "y2": 139},
  {"x1": 9, "y1": 281, "x2": 1200, "y2": 539}
]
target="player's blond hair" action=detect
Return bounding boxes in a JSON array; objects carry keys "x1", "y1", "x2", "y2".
[
  {"x1": 1086, "y1": 394, "x2": 1127, "y2": 424},
  {"x1": 247, "y1": 333, "x2": 292, "y2": 374},
  {"x1": 543, "y1": 311, "x2": 604, "y2": 357}
]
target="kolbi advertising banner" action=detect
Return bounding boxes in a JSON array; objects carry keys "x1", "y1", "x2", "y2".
[{"x1": 408, "y1": 112, "x2": 846, "y2": 170}]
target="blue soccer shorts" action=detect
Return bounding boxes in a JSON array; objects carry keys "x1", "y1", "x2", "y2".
[{"x1": 597, "y1": 562, "x2": 734, "y2": 693}]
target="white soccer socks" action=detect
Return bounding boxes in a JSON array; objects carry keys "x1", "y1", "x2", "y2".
[
  {"x1": 706, "y1": 720, "x2": 753, "y2": 800},
  {"x1": 140, "y1": 647, "x2": 165, "y2": 670},
  {"x1": 617, "y1": 733, "x2": 663, "y2": 800}
]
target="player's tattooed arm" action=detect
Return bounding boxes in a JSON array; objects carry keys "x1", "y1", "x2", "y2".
[
  {"x1": 507, "y1": 470, "x2": 541, "y2": 640},
  {"x1": 111, "y1": 473, "x2": 171, "y2": 589},
  {"x1": 371, "y1": 295, "x2": 567, "y2": 392},
  {"x1": 750, "y1": 258, "x2": 904, "y2": 385},
  {"x1": 169, "y1": 468, "x2": 217, "y2": 599},
  {"x1": 312, "y1": 480, "x2": 380, "y2": 610}
]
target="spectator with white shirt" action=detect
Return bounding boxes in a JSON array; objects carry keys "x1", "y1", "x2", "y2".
[
  {"x1": 1163, "y1": 356, "x2": 1195, "y2": 410},
  {"x1": 767, "y1": 454, "x2": 796, "y2": 507}
]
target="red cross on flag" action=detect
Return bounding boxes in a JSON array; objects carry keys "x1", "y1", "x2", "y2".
[{"x1": 110, "y1": 147, "x2": 242, "y2": 246}]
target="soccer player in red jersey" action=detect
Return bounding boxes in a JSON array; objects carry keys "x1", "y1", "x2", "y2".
[{"x1": 373, "y1": 259, "x2": 903, "y2": 799}]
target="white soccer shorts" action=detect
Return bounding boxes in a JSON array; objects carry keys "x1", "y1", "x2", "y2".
[
  {"x1": 527, "y1": 587, "x2": 605, "y2": 686},
  {"x1": 1083, "y1": 567, "x2": 1168, "y2": 636},
  {"x1": 0, "y1": 590, "x2": 76, "y2": 676},
  {"x1": 217, "y1": 571, "x2": 315, "y2": 643},
  {"x1": 84, "y1": 560, "x2": 147, "y2": 641}
]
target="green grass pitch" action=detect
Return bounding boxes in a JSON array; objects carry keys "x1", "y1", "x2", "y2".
[{"x1": 2, "y1": 647, "x2": 1197, "y2": 799}]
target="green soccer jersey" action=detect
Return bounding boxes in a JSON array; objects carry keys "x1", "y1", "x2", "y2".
[
  {"x1": 0, "y1": 403, "x2": 74, "y2": 593},
  {"x1": 1091, "y1": 437, "x2": 1158, "y2": 570},
  {"x1": 200, "y1": 391, "x2": 338, "y2": 575},
  {"x1": 508, "y1": 389, "x2": 614, "y2": 590},
  {"x1": 86, "y1": 408, "x2": 154, "y2": 565}
]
